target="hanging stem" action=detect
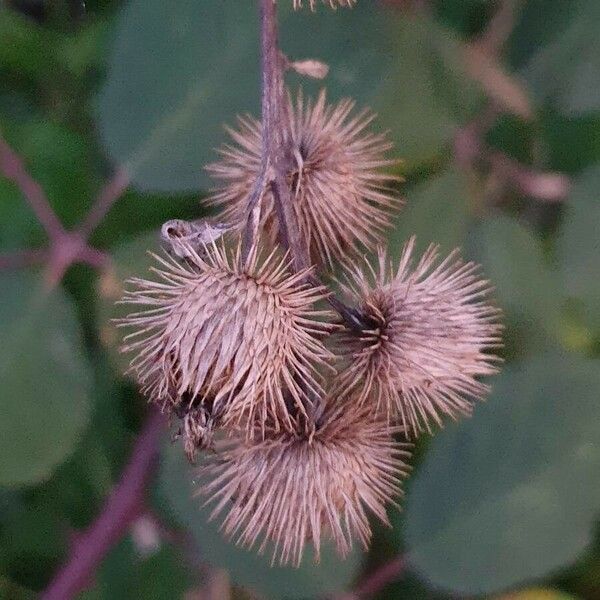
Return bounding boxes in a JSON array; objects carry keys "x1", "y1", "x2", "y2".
[
  {"x1": 246, "y1": 0, "x2": 365, "y2": 329},
  {"x1": 242, "y1": 0, "x2": 308, "y2": 271}
]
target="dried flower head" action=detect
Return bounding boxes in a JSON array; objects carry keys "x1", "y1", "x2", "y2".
[
  {"x1": 199, "y1": 402, "x2": 409, "y2": 566},
  {"x1": 119, "y1": 242, "x2": 333, "y2": 450},
  {"x1": 335, "y1": 238, "x2": 502, "y2": 437},
  {"x1": 293, "y1": 0, "x2": 356, "y2": 9},
  {"x1": 206, "y1": 90, "x2": 400, "y2": 268}
]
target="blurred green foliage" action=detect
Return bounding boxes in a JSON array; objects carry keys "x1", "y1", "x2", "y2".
[{"x1": 0, "y1": 0, "x2": 599, "y2": 598}]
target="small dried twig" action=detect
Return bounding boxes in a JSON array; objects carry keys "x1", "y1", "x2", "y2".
[{"x1": 41, "y1": 410, "x2": 166, "y2": 600}]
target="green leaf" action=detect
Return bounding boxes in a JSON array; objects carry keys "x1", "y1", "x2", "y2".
[
  {"x1": 470, "y1": 215, "x2": 562, "y2": 349},
  {"x1": 91, "y1": 190, "x2": 204, "y2": 249},
  {"x1": 98, "y1": 1, "x2": 481, "y2": 192},
  {"x1": 156, "y1": 440, "x2": 362, "y2": 599},
  {"x1": 12, "y1": 120, "x2": 96, "y2": 228},
  {"x1": 0, "y1": 502, "x2": 67, "y2": 590},
  {"x1": 0, "y1": 9, "x2": 59, "y2": 79},
  {"x1": 508, "y1": 0, "x2": 583, "y2": 69},
  {"x1": 29, "y1": 431, "x2": 113, "y2": 529},
  {"x1": 57, "y1": 21, "x2": 109, "y2": 78},
  {"x1": 0, "y1": 577, "x2": 36, "y2": 600},
  {"x1": 0, "y1": 271, "x2": 91, "y2": 486},
  {"x1": 558, "y1": 165, "x2": 600, "y2": 333},
  {"x1": 388, "y1": 167, "x2": 473, "y2": 258},
  {"x1": 0, "y1": 119, "x2": 97, "y2": 231},
  {"x1": 539, "y1": 109, "x2": 600, "y2": 175},
  {"x1": 404, "y1": 353, "x2": 600, "y2": 595},
  {"x1": 0, "y1": 178, "x2": 41, "y2": 250},
  {"x1": 98, "y1": 0, "x2": 259, "y2": 193},
  {"x1": 522, "y1": 0, "x2": 600, "y2": 116},
  {"x1": 86, "y1": 538, "x2": 191, "y2": 600}
]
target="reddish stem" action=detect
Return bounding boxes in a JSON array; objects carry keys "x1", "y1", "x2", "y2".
[
  {"x1": 0, "y1": 135, "x2": 123, "y2": 281},
  {"x1": 0, "y1": 136, "x2": 65, "y2": 241},
  {"x1": 336, "y1": 555, "x2": 407, "y2": 600},
  {"x1": 0, "y1": 248, "x2": 47, "y2": 270},
  {"x1": 41, "y1": 410, "x2": 166, "y2": 600},
  {"x1": 78, "y1": 169, "x2": 129, "y2": 240},
  {"x1": 454, "y1": 115, "x2": 571, "y2": 203}
]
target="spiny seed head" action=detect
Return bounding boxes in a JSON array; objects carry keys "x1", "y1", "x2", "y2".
[
  {"x1": 206, "y1": 89, "x2": 401, "y2": 269},
  {"x1": 335, "y1": 238, "x2": 502, "y2": 437},
  {"x1": 198, "y1": 402, "x2": 410, "y2": 567},
  {"x1": 118, "y1": 241, "x2": 333, "y2": 448},
  {"x1": 293, "y1": 0, "x2": 357, "y2": 9}
]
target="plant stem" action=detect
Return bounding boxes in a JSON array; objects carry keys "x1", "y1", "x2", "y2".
[
  {"x1": 0, "y1": 248, "x2": 47, "y2": 270},
  {"x1": 242, "y1": 0, "x2": 308, "y2": 271},
  {"x1": 0, "y1": 135, "x2": 64, "y2": 241},
  {"x1": 78, "y1": 169, "x2": 130, "y2": 240},
  {"x1": 248, "y1": 0, "x2": 363, "y2": 328},
  {"x1": 335, "y1": 554, "x2": 407, "y2": 600},
  {"x1": 0, "y1": 134, "x2": 127, "y2": 282},
  {"x1": 41, "y1": 410, "x2": 166, "y2": 600}
]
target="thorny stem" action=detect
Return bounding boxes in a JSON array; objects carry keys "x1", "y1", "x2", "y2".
[{"x1": 41, "y1": 410, "x2": 166, "y2": 600}]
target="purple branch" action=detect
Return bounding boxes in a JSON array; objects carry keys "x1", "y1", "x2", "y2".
[
  {"x1": 41, "y1": 410, "x2": 166, "y2": 600},
  {"x1": 336, "y1": 555, "x2": 406, "y2": 600},
  {"x1": 78, "y1": 169, "x2": 129, "y2": 240},
  {"x1": 454, "y1": 117, "x2": 571, "y2": 203},
  {"x1": 0, "y1": 248, "x2": 47, "y2": 270},
  {"x1": 0, "y1": 136, "x2": 65, "y2": 240}
]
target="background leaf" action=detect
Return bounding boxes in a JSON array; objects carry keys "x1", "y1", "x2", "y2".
[
  {"x1": 0, "y1": 271, "x2": 91, "y2": 486},
  {"x1": 404, "y1": 354, "x2": 600, "y2": 595},
  {"x1": 558, "y1": 164, "x2": 600, "y2": 334},
  {"x1": 469, "y1": 214, "x2": 562, "y2": 352},
  {"x1": 95, "y1": 231, "x2": 160, "y2": 377},
  {"x1": 388, "y1": 166, "x2": 473, "y2": 257},
  {"x1": 98, "y1": 0, "x2": 481, "y2": 192},
  {"x1": 521, "y1": 0, "x2": 600, "y2": 116}
]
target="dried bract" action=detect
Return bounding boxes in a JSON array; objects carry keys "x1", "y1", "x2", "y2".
[
  {"x1": 119, "y1": 242, "x2": 333, "y2": 445},
  {"x1": 335, "y1": 238, "x2": 502, "y2": 437},
  {"x1": 206, "y1": 90, "x2": 400, "y2": 268},
  {"x1": 199, "y1": 403, "x2": 409, "y2": 566}
]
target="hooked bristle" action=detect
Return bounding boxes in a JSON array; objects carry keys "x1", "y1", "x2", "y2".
[
  {"x1": 334, "y1": 237, "x2": 503, "y2": 437},
  {"x1": 206, "y1": 89, "x2": 401, "y2": 270}
]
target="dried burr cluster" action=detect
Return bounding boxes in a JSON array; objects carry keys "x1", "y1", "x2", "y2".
[{"x1": 118, "y1": 0, "x2": 501, "y2": 568}]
